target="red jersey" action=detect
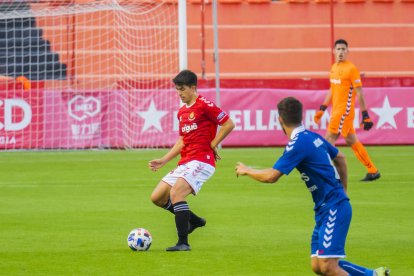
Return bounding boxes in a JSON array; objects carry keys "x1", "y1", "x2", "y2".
[{"x1": 177, "y1": 95, "x2": 229, "y2": 167}]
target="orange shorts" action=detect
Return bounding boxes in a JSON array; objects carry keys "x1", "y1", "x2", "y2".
[{"x1": 328, "y1": 114, "x2": 356, "y2": 137}]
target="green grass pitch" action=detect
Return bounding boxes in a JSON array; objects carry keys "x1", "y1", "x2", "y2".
[{"x1": 1, "y1": 146, "x2": 414, "y2": 275}]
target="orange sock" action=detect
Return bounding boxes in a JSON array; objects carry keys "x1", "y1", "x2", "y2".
[{"x1": 351, "y1": 141, "x2": 378, "y2": 173}]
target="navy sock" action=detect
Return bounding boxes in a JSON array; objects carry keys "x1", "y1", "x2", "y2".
[
  {"x1": 339, "y1": 260, "x2": 374, "y2": 276},
  {"x1": 173, "y1": 201, "x2": 190, "y2": 245},
  {"x1": 163, "y1": 198, "x2": 174, "y2": 214},
  {"x1": 189, "y1": 210, "x2": 203, "y2": 225},
  {"x1": 164, "y1": 198, "x2": 202, "y2": 225}
]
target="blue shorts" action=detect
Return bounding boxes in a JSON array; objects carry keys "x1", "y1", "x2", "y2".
[{"x1": 311, "y1": 200, "x2": 352, "y2": 258}]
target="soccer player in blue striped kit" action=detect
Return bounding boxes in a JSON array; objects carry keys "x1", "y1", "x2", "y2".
[{"x1": 235, "y1": 97, "x2": 389, "y2": 276}]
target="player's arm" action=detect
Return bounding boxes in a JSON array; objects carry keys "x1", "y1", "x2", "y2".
[
  {"x1": 211, "y1": 118, "x2": 235, "y2": 149},
  {"x1": 148, "y1": 136, "x2": 184, "y2": 171},
  {"x1": 210, "y1": 118, "x2": 235, "y2": 160},
  {"x1": 355, "y1": 87, "x2": 374, "y2": 131},
  {"x1": 235, "y1": 162, "x2": 283, "y2": 183},
  {"x1": 332, "y1": 151, "x2": 348, "y2": 193},
  {"x1": 314, "y1": 89, "x2": 333, "y2": 124},
  {"x1": 355, "y1": 87, "x2": 368, "y2": 112},
  {"x1": 321, "y1": 88, "x2": 333, "y2": 108}
]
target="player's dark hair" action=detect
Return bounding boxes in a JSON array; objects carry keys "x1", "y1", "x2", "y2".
[
  {"x1": 334, "y1": 39, "x2": 348, "y2": 48},
  {"x1": 172, "y1": 69, "x2": 197, "y2": 87},
  {"x1": 277, "y1": 97, "x2": 303, "y2": 126}
]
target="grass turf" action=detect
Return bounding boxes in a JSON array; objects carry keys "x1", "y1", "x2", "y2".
[{"x1": 1, "y1": 146, "x2": 413, "y2": 275}]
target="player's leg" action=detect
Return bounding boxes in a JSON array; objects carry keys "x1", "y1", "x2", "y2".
[
  {"x1": 310, "y1": 223, "x2": 347, "y2": 275},
  {"x1": 325, "y1": 115, "x2": 341, "y2": 145},
  {"x1": 311, "y1": 249, "x2": 348, "y2": 275},
  {"x1": 312, "y1": 200, "x2": 387, "y2": 275},
  {"x1": 345, "y1": 132, "x2": 380, "y2": 181},
  {"x1": 315, "y1": 258, "x2": 388, "y2": 276},
  {"x1": 166, "y1": 161, "x2": 215, "y2": 251},
  {"x1": 151, "y1": 165, "x2": 188, "y2": 214},
  {"x1": 318, "y1": 258, "x2": 348, "y2": 276},
  {"x1": 311, "y1": 256, "x2": 323, "y2": 275},
  {"x1": 179, "y1": 160, "x2": 214, "y2": 231},
  {"x1": 154, "y1": 165, "x2": 206, "y2": 229},
  {"x1": 314, "y1": 200, "x2": 353, "y2": 275},
  {"x1": 150, "y1": 180, "x2": 173, "y2": 212},
  {"x1": 338, "y1": 259, "x2": 380, "y2": 275},
  {"x1": 166, "y1": 177, "x2": 194, "y2": 251}
]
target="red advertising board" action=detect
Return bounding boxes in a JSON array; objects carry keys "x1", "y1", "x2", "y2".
[
  {"x1": 0, "y1": 88, "x2": 43, "y2": 149},
  {"x1": 1, "y1": 86, "x2": 413, "y2": 149}
]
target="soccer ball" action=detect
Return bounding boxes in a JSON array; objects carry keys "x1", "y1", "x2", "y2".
[{"x1": 127, "y1": 228, "x2": 152, "y2": 251}]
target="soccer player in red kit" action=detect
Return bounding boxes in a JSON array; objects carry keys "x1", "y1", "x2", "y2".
[{"x1": 149, "y1": 70, "x2": 235, "y2": 251}]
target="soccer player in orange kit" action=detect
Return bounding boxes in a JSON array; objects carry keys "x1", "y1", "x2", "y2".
[{"x1": 314, "y1": 39, "x2": 380, "y2": 181}]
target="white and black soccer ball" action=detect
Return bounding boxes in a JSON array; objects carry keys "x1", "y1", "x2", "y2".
[{"x1": 127, "y1": 228, "x2": 152, "y2": 251}]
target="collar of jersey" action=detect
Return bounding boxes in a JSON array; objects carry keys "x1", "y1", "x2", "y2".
[
  {"x1": 290, "y1": 125, "x2": 305, "y2": 140},
  {"x1": 185, "y1": 95, "x2": 200, "y2": 108}
]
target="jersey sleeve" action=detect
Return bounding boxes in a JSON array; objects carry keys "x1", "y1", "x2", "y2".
[
  {"x1": 273, "y1": 140, "x2": 305, "y2": 175},
  {"x1": 177, "y1": 109, "x2": 183, "y2": 136},
  {"x1": 350, "y1": 64, "x2": 362, "y2": 88},
  {"x1": 200, "y1": 96, "x2": 229, "y2": 125}
]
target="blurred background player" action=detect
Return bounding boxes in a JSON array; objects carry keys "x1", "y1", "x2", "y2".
[
  {"x1": 314, "y1": 39, "x2": 380, "y2": 182},
  {"x1": 149, "y1": 69, "x2": 235, "y2": 251},
  {"x1": 236, "y1": 97, "x2": 389, "y2": 276}
]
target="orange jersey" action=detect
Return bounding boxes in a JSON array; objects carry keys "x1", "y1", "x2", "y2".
[{"x1": 329, "y1": 60, "x2": 362, "y2": 118}]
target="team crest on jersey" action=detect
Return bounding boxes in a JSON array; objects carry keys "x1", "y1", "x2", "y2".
[
  {"x1": 188, "y1": 112, "x2": 196, "y2": 121},
  {"x1": 313, "y1": 138, "x2": 323, "y2": 148}
]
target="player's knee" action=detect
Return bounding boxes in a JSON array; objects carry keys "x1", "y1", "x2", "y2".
[
  {"x1": 345, "y1": 134, "x2": 358, "y2": 146},
  {"x1": 150, "y1": 192, "x2": 164, "y2": 207},
  {"x1": 311, "y1": 259, "x2": 322, "y2": 275},
  {"x1": 311, "y1": 263, "x2": 322, "y2": 275},
  {"x1": 318, "y1": 260, "x2": 338, "y2": 276}
]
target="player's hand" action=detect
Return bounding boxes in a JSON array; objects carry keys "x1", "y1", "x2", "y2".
[
  {"x1": 314, "y1": 110, "x2": 324, "y2": 124},
  {"x1": 235, "y1": 162, "x2": 248, "y2": 178},
  {"x1": 361, "y1": 110, "x2": 374, "y2": 131},
  {"x1": 314, "y1": 105, "x2": 327, "y2": 125},
  {"x1": 148, "y1": 159, "x2": 165, "y2": 171},
  {"x1": 212, "y1": 147, "x2": 221, "y2": 161}
]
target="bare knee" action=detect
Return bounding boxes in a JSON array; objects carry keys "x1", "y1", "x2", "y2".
[
  {"x1": 345, "y1": 133, "x2": 358, "y2": 146},
  {"x1": 150, "y1": 181, "x2": 171, "y2": 207},
  {"x1": 311, "y1": 258, "x2": 322, "y2": 275},
  {"x1": 150, "y1": 192, "x2": 165, "y2": 207},
  {"x1": 311, "y1": 263, "x2": 322, "y2": 275},
  {"x1": 319, "y1": 263, "x2": 333, "y2": 275},
  {"x1": 318, "y1": 259, "x2": 344, "y2": 276}
]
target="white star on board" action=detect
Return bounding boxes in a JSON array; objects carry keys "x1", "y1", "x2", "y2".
[
  {"x1": 370, "y1": 96, "x2": 403, "y2": 129},
  {"x1": 137, "y1": 100, "x2": 168, "y2": 132}
]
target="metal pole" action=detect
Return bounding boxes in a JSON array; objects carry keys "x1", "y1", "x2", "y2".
[
  {"x1": 178, "y1": 0, "x2": 187, "y2": 70},
  {"x1": 330, "y1": 0, "x2": 334, "y2": 64},
  {"x1": 212, "y1": 0, "x2": 221, "y2": 149},
  {"x1": 212, "y1": 0, "x2": 220, "y2": 107},
  {"x1": 201, "y1": 0, "x2": 206, "y2": 79}
]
